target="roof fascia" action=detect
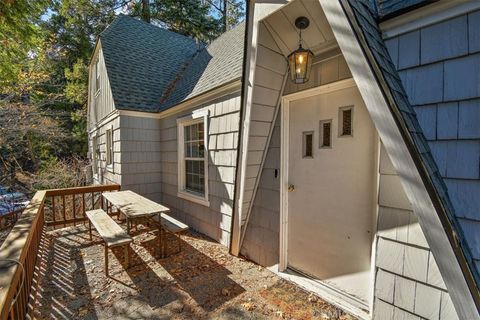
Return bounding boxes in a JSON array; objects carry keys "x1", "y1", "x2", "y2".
[
  {"x1": 116, "y1": 79, "x2": 241, "y2": 120},
  {"x1": 319, "y1": 0, "x2": 478, "y2": 317},
  {"x1": 230, "y1": 0, "x2": 254, "y2": 254},
  {"x1": 380, "y1": 0, "x2": 480, "y2": 39}
]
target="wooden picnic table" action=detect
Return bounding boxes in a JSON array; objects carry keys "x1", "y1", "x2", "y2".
[{"x1": 102, "y1": 190, "x2": 170, "y2": 234}]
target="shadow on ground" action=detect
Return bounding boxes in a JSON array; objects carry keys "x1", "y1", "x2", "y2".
[{"x1": 31, "y1": 224, "x2": 352, "y2": 320}]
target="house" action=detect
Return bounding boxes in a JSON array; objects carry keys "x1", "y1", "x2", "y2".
[{"x1": 87, "y1": 1, "x2": 480, "y2": 319}]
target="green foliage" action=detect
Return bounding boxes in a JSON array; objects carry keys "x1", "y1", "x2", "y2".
[
  {"x1": 226, "y1": 0, "x2": 244, "y2": 30},
  {"x1": 65, "y1": 59, "x2": 88, "y2": 104},
  {"x1": 0, "y1": 0, "x2": 49, "y2": 93}
]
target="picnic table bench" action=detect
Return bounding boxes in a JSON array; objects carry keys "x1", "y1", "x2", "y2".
[
  {"x1": 152, "y1": 214, "x2": 189, "y2": 255},
  {"x1": 101, "y1": 190, "x2": 190, "y2": 257},
  {"x1": 86, "y1": 209, "x2": 132, "y2": 276}
]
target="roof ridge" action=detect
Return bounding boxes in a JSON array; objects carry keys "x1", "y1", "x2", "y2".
[
  {"x1": 100, "y1": 14, "x2": 199, "y2": 45},
  {"x1": 158, "y1": 48, "x2": 203, "y2": 108},
  {"x1": 158, "y1": 23, "x2": 245, "y2": 109}
]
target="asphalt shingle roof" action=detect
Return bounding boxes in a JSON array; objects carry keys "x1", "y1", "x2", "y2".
[
  {"x1": 371, "y1": 0, "x2": 433, "y2": 19},
  {"x1": 160, "y1": 22, "x2": 245, "y2": 110},
  {"x1": 345, "y1": 0, "x2": 480, "y2": 286},
  {"x1": 99, "y1": 15, "x2": 244, "y2": 113}
]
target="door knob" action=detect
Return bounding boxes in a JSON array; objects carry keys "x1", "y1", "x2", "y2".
[{"x1": 288, "y1": 184, "x2": 295, "y2": 192}]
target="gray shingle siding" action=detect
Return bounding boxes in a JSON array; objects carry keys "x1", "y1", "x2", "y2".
[
  {"x1": 90, "y1": 116, "x2": 122, "y2": 186},
  {"x1": 240, "y1": 116, "x2": 281, "y2": 267},
  {"x1": 375, "y1": 145, "x2": 454, "y2": 320},
  {"x1": 158, "y1": 93, "x2": 241, "y2": 246},
  {"x1": 119, "y1": 116, "x2": 162, "y2": 202},
  {"x1": 383, "y1": 5, "x2": 480, "y2": 288}
]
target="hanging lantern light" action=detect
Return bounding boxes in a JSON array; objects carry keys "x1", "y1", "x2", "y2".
[{"x1": 288, "y1": 16, "x2": 314, "y2": 84}]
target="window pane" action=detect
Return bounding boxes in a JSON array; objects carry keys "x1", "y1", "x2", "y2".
[
  {"x1": 199, "y1": 141, "x2": 205, "y2": 157},
  {"x1": 199, "y1": 122, "x2": 204, "y2": 139},
  {"x1": 342, "y1": 109, "x2": 352, "y2": 136},
  {"x1": 303, "y1": 132, "x2": 313, "y2": 158},
  {"x1": 185, "y1": 126, "x2": 191, "y2": 141},
  {"x1": 185, "y1": 159, "x2": 205, "y2": 194},
  {"x1": 192, "y1": 123, "x2": 198, "y2": 140},
  {"x1": 191, "y1": 141, "x2": 199, "y2": 157},
  {"x1": 182, "y1": 119, "x2": 206, "y2": 196}
]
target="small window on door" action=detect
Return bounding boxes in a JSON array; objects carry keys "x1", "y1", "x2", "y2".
[
  {"x1": 339, "y1": 106, "x2": 353, "y2": 137},
  {"x1": 319, "y1": 120, "x2": 332, "y2": 148},
  {"x1": 302, "y1": 131, "x2": 314, "y2": 158}
]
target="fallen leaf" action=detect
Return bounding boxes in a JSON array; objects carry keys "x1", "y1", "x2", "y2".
[{"x1": 242, "y1": 302, "x2": 256, "y2": 311}]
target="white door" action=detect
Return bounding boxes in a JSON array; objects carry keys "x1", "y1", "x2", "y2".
[{"x1": 286, "y1": 85, "x2": 377, "y2": 304}]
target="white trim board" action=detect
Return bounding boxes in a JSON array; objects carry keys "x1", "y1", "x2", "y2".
[
  {"x1": 321, "y1": 0, "x2": 478, "y2": 318},
  {"x1": 380, "y1": 0, "x2": 480, "y2": 39}
]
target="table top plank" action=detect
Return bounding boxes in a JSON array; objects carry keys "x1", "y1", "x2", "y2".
[
  {"x1": 86, "y1": 209, "x2": 132, "y2": 247},
  {"x1": 103, "y1": 191, "x2": 170, "y2": 218}
]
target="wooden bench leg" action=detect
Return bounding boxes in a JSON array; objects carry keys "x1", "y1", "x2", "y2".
[
  {"x1": 162, "y1": 228, "x2": 167, "y2": 258},
  {"x1": 105, "y1": 244, "x2": 109, "y2": 276},
  {"x1": 177, "y1": 234, "x2": 182, "y2": 254},
  {"x1": 89, "y1": 220, "x2": 92, "y2": 241}
]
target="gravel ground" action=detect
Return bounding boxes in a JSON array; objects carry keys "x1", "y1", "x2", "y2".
[{"x1": 31, "y1": 224, "x2": 356, "y2": 320}]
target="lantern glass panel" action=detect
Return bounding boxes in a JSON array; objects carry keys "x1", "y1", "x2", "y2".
[{"x1": 288, "y1": 47, "x2": 313, "y2": 84}]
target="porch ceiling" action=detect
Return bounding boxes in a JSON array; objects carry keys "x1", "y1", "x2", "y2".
[{"x1": 262, "y1": 0, "x2": 336, "y2": 57}]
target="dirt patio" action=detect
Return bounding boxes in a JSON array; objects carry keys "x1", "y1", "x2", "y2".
[{"x1": 31, "y1": 223, "x2": 356, "y2": 320}]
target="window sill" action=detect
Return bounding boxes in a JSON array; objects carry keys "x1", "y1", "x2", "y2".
[
  {"x1": 106, "y1": 164, "x2": 114, "y2": 173},
  {"x1": 177, "y1": 191, "x2": 210, "y2": 207}
]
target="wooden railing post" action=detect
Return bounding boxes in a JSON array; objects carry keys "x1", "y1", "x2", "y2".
[
  {"x1": 72, "y1": 194, "x2": 76, "y2": 226},
  {"x1": 52, "y1": 196, "x2": 56, "y2": 228}
]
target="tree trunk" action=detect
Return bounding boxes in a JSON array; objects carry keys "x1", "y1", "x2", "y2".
[
  {"x1": 223, "y1": 0, "x2": 227, "y2": 32},
  {"x1": 141, "y1": 0, "x2": 151, "y2": 23}
]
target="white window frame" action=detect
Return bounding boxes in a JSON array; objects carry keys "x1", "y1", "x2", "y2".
[
  {"x1": 106, "y1": 127, "x2": 114, "y2": 171},
  {"x1": 177, "y1": 109, "x2": 209, "y2": 207}
]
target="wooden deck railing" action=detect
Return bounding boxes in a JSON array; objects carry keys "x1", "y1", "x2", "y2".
[{"x1": 0, "y1": 184, "x2": 120, "y2": 320}]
